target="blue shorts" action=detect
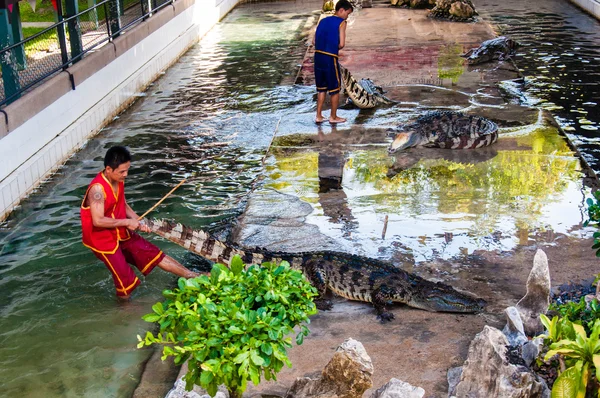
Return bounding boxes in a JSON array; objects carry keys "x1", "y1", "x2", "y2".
[{"x1": 314, "y1": 52, "x2": 341, "y2": 94}]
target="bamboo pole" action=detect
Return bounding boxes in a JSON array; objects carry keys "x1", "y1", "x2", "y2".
[{"x1": 138, "y1": 178, "x2": 187, "y2": 220}]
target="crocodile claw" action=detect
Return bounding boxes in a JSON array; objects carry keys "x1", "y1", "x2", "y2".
[
  {"x1": 377, "y1": 312, "x2": 395, "y2": 323},
  {"x1": 315, "y1": 299, "x2": 333, "y2": 311}
]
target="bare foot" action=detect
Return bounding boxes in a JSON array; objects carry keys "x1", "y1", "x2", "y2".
[
  {"x1": 329, "y1": 117, "x2": 346, "y2": 124},
  {"x1": 315, "y1": 116, "x2": 325, "y2": 124}
]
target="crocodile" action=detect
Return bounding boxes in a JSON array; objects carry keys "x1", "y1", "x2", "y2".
[
  {"x1": 388, "y1": 111, "x2": 498, "y2": 153},
  {"x1": 340, "y1": 65, "x2": 395, "y2": 109},
  {"x1": 144, "y1": 218, "x2": 486, "y2": 321},
  {"x1": 461, "y1": 36, "x2": 519, "y2": 65}
]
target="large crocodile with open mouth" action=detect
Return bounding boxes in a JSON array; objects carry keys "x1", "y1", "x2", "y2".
[
  {"x1": 144, "y1": 218, "x2": 486, "y2": 321},
  {"x1": 340, "y1": 65, "x2": 395, "y2": 109},
  {"x1": 389, "y1": 111, "x2": 498, "y2": 153}
]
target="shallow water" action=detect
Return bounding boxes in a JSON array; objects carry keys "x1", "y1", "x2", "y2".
[
  {"x1": 476, "y1": 0, "x2": 600, "y2": 173},
  {"x1": 264, "y1": 122, "x2": 588, "y2": 263}
]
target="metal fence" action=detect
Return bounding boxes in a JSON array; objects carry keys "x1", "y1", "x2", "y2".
[{"x1": 0, "y1": 0, "x2": 173, "y2": 107}]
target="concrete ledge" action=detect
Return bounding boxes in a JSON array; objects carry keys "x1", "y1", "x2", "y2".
[
  {"x1": 570, "y1": 0, "x2": 600, "y2": 19},
  {"x1": 69, "y1": 44, "x2": 117, "y2": 88},
  {"x1": 173, "y1": 0, "x2": 195, "y2": 17},
  {"x1": 114, "y1": 22, "x2": 151, "y2": 58},
  {"x1": 0, "y1": 71, "x2": 73, "y2": 139}
]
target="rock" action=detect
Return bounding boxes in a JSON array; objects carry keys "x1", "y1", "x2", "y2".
[
  {"x1": 453, "y1": 326, "x2": 549, "y2": 397},
  {"x1": 516, "y1": 249, "x2": 551, "y2": 336},
  {"x1": 286, "y1": 338, "x2": 373, "y2": 398},
  {"x1": 447, "y1": 367, "x2": 462, "y2": 397},
  {"x1": 502, "y1": 306, "x2": 528, "y2": 346},
  {"x1": 370, "y1": 378, "x2": 424, "y2": 398},
  {"x1": 521, "y1": 338, "x2": 543, "y2": 368},
  {"x1": 449, "y1": 1, "x2": 474, "y2": 19},
  {"x1": 409, "y1": 0, "x2": 430, "y2": 8},
  {"x1": 165, "y1": 377, "x2": 229, "y2": 398},
  {"x1": 429, "y1": 0, "x2": 477, "y2": 21}
]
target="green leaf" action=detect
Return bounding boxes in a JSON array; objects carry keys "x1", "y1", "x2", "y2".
[
  {"x1": 207, "y1": 382, "x2": 218, "y2": 397},
  {"x1": 250, "y1": 350, "x2": 265, "y2": 366},
  {"x1": 551, "y1": 366, "x2": 580, "y2": 398},
  {"x1": 233, "y1": 351, "x2": 250, "y2": 364},
  {"x1": 142, "y1": 314, "x2": 161, "y2": 323},
  {"x1": 231, "y1": 255, "x2": 244, "y2": 275},
  {"x1": 260, "y1": 343, "x2": 273, "y2": 355},
  {"x1": 200, "y1": 370, "x2": 214, "y2": 385},
  {"x1": 152, "y1": 302, "x2": 164, "y2": 315},
  {"x1": 296, "y1": 332, "x2": 304, "y2": 345},
  {"x1": 229, "y1": 325, "x2": 245, "y2": 334},
  {"x1": 249, "y1": 365, "x2": 260, "y2": 385}
]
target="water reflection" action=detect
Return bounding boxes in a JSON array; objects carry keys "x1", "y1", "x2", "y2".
[{"x1": 265, "y1": 123, "x2": 588, "y2": 261}]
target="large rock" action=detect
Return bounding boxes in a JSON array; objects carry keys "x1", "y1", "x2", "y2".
[
  {"x1": 286, "y1": 339, "x2": 373, "y2": 398},
  {"x1": 452, "y1": 326, "x2": 549, "y2": 397},
  {"x1": 429, "y1": 0, "x2": 477, "y2": 21},
  {"x1": 516, "y1": 249, "x2": 551, "y2": 336},
  {"x1": 449, "y1": 1, "x2": 474, "y2": 19},
  {"x1": 370, "y1": 378, "x2": 424, "y2": 398}
]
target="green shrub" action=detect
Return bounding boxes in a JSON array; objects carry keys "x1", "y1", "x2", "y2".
[
  {"x1": 137, "y1": 256, "x2": 318, "y2": 398},
  {"x1": 543, "y1": 319, "x2": 600, "y2": 397},
  {"x1": 584, "y1": 191, "x2": 600, "y2": 258},
  {"x1": 549, "y1": 298, "x2": 600, "y2": 336}
]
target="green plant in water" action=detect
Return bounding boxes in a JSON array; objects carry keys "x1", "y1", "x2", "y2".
[
  {"x1": 543, "y1": 319, "x2": 600, "y2": 397},
  {"x1": 137, "y1": 256, "x2": 318, "y2": 398}
]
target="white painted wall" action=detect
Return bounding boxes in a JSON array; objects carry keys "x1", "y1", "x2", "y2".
[
  {"x1": 0, "y1": 0, "x2": 241, "y2": 221},
  {"x1": 570, "y1": 0, "x2": 600, "y2": 19}
]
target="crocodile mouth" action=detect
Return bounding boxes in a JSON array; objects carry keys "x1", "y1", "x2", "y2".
[
  {"x1": 388, "y1": 131, "x2": 419, "y2": 153},
  {"x1": 411, "y1": 284, "x2": 487, "y2": 313}
]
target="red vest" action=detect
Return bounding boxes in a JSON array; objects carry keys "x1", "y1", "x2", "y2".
[{"x1": 81, "y1": 171, "x2": 131, "y2": 254}]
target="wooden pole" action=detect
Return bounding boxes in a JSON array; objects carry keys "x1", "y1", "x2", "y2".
[
  {"x1": 138, "y1": 178, "x2": 186, "y2": 220},
  {"x1": 381, "y1": 214, "x2": 389, "y2": 240}
]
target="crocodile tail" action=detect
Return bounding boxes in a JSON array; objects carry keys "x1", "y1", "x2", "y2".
[
  {"x1": 144, "y1": 218, "x2": 253, "y2": 265},
  {"x1": 340, "y1": 65, "x2": 379, "y2": 109}
]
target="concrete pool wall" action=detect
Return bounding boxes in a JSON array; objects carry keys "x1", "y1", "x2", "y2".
[{"x1": 569, "y1": 0, "x2": 600, "y2": 19}]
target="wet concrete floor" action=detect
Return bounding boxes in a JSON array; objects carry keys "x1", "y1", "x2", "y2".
[{"x1": 230, "y1": 3, "x2": 599, "y2": 398}]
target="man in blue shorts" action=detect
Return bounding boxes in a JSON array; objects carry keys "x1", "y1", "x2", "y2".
[{"x1": 313, "y1": 0, "x2": 354, "y2": 124}]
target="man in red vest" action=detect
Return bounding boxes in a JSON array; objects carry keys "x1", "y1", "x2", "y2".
[{"x1": 81, "y1": 146, "x2": 198, "y2": 300}]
